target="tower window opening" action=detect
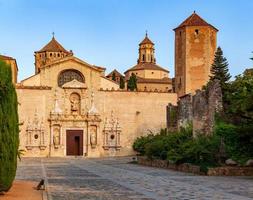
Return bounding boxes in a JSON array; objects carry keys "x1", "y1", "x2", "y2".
[
  {"x1": 142, "y1": 54, "x2": 145, "y2": 61},
  {"x1": 195, "y1": 29, "x2": 199, "y2": 35},
  {"x1": 50, "y1": 53, "x2": 52, "y2": 57},
  {"x1": 179, "y1": 31, "x2": 182, "y2": 36},
  {"x1": 58, "y1": 53, "x2": 60, "y2": 57}
]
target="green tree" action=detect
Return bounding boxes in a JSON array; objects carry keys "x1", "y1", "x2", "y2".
[
  {"x1": 227, "y1": 69, "x2": 253, "y2": 123},
  {"x1": 112, "y1": 72, "x2": 116, "y2": 81},
  {"x1": 127, "y1": 73, "x2": 137, "y2": 91},
  {"x1": 119, "y1": 76, "x2": 125, "y2": 89},
  {"x1": 210, "y1": 47, "x2": 231, "y2": 93},
  {"x1": 0, "y1": 60, "x2": 19, "y2": 192}
]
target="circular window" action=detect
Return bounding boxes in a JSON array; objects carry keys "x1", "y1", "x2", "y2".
[
  {"x1": 34, "y1": 134, "x2": 39, "y2": 139},
  {"x1": 58, "y1": 69, "x2": 85, "y2": 87},
  {"x1": 110, "y1": 135, "x2": 115, "y2": 140}
]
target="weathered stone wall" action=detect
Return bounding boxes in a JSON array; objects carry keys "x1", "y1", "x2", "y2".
[
  {"x1": 167, "y1": 80, "x2": 222, "y2": 136},
  {"x1": 177, "y1": 94, "x2": 192, "y2": 129},
  {"x1": 193, "y1": 80, "x2": 223, "y2": 136}
]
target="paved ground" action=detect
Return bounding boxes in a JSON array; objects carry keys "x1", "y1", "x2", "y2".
[
  {"x1": 0, "y1": 180, "x2": 42, "y2": 200},
  {"x1": 16, "y1": 157, "x2": 253, "y2": 200}
]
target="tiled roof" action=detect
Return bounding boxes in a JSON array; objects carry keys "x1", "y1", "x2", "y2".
[
  {"x1": 125, "y1": 62, "x2": 169, "y2": 74},
  {"x1": 139, "y1": 34, "x2": 154, "y2": 45},
  {"x1": 106, "y1": 69, "x2": 123, "y2": 77},
  {"x1": 137, "y1": 77, "x2": 172, "y2": 84},
  {"x1": 0, "y1": 55, "x2": 15, "y2": 60},
  {"x1": 36, "y1": 37, "x2": 70, "y2": 53},
  {"x1": 174, "y1": 12, "x2": 218, "y2": 31}
]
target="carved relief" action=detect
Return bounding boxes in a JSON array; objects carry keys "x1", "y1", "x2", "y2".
[
  {"x1": 90, "y1": 125, "x2": 97, "y2": 148},
  {"x1": 70, "y1": 93, "x2": 81, "y2": 115},
  {"x1": 53, "y1": 125, "x2": 61, "y2": 148},
  {"x1": 103, "y1": 111, "x2": 121, "y2": 150},
  {"x1": 26, "y1": 110, "x2": 46, "y2": 150}
]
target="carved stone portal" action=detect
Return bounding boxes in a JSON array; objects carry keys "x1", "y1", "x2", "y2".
[{"x1": 103, "y1": 111, "x2": 121, "y2": 150}]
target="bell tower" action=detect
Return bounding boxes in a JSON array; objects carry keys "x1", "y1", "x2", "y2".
[
  {"x1": 174, "y1": 12, "x2": 218, "y2": 97},
  {"x1": 138, "y1": 32, "x2": 156, "y2": 64},
  {"x1": 34, "y1": 34, "x2": 72, "y2": 74}
]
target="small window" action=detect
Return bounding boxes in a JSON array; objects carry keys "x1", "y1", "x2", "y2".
[
  {"x1": 179, "y1": 31, "x2": 182, "y2": 36},
  {"x1": 195, "y1": 29, "x2": 199, "y2": 35},
  {"x1": 151, "y1": 72, "x2": 154, "y2": 74},
  {"x1": 58, "y1": 53, "x2": 60, "y2": 57},
  {"x1": 50, "y1": 53, "x2": 52, "y2": 57},
  {"x1": 142, "y1": 54, "x2": 145, "y2": 61}
]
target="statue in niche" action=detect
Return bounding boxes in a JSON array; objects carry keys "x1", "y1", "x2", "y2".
[
  {"x1": 90, "y1": 126, "x2": 97, "y2": 148},
  {"x1": 70, "y1": 93, "x2": 80, "y2": 115},
  {"x1": 53, "y1": 127, "x2": 60, "y2": 147}
]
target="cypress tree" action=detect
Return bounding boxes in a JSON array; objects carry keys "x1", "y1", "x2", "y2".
[
  {"x1": 127, "y1": 73, "x2": 137, "y2": 91},
  {"x1": 119, "y1": 76, "x2": 125, "y2": 89},
  {"x1": 0, "y1": 60, "x2": 19, "y2": 192},
  {"x1": 210, "y1": 47, "x2": 231, "y2": 92},
  {"x1": 112, "y1": 72, "x2": 116, "y2": 81}
]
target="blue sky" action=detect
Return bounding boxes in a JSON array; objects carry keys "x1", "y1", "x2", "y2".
[{"x1": 0, "y1": 0, "x2": 252, "y2": 81}]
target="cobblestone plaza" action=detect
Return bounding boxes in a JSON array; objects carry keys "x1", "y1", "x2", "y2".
[{"x1": 16, "y1": 157, "x2": 253, "y2": 200}]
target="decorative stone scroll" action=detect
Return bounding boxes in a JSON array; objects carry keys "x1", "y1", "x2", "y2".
[
  {"x1": 103, "y1": 111, "x2": 121, "y2": 150},
  {"x1": 26, "y1": 110, "x2": 46, "y2": 150}
]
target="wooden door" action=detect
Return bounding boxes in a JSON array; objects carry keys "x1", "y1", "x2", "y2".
[{"x1": 66, "y1": 130, "x2": 83, "y2": 156}]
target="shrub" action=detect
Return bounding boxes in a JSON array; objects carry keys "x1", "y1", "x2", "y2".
[
  {"x1": 0, "y1": 60, "x2": 19, "y2": 192},
  {"x1": 145, "y1": 139, "x2": 167, "y2": 160},
  {"x1": 214, "y1": 121, "x2": 253, "y2": 164},
  {"x1": 133, "y1": 134, "x2": 154, "y2": 155}
]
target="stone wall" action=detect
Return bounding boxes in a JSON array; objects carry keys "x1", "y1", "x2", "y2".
[
  {"x1": 137, "y1": 157, "x2": 253, "y2": 176},
  {"x1": 137, "y1": 156, "x2": 201, "y2": 174},
  {"x1": 167, "y1": 80, "x2": 222, "y2": 136},
  {"x1": 17, "y1": 86, "x2": 177, "y2": 157},
  {"x1": 207, "y1": 167, "x2": 253, "y2": 176}
]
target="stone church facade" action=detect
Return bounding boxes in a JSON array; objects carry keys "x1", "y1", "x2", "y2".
[{"x1": 2, "y1": 12, "x2": 217, "y2": 157}]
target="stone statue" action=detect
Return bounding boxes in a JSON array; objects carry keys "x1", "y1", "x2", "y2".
[
  {"x1": 90, "y1": 126, "x2": 97, "y2": 147},
  {"x1": 70, "y1": 93, "x2": 80, "y2": 114},
  {"x1": 53, "y1": 128, "x2": 60, "y2": 146}
]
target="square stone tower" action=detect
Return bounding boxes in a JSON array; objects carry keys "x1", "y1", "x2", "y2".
[{"x1": 174, "y1": 12, "x2": 218, "y2": 97}]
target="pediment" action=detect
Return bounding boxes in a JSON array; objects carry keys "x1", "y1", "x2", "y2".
[
  {"x1": 43, "y1": 56, "x2": 105, "y2": 72},
  {"x1": 62, "y1": 79, "x2": 87, "y2": 89}
]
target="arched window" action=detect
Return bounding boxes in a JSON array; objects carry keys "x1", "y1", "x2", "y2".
[
  {"x1": 142, "y1": 54, "x2": 145, "y2": 61},
  {"x1": 58, "y1": 69, "x2": 85, "y2": 87}
]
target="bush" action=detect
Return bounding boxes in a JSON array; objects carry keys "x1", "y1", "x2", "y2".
[
  {"x1": 0, "y1": 60, "x2": 19, "y2": 192},
  {"x1": 214, "y1": 121, "x2": 253, "y2": 164},
  {"x1": 133, "y1": 134, "x2": 154, "y2": 155},
  {"x1": 145, "y1": 139, "x2": 167, "y2": 160}
]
